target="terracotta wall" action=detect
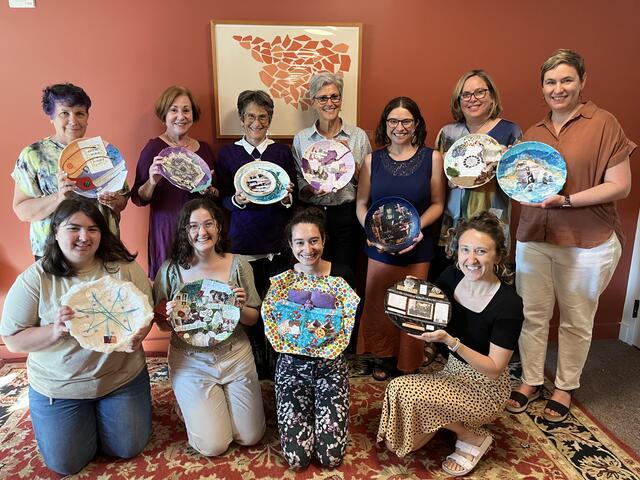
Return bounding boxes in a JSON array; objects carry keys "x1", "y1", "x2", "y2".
[{"x1": 1, "y1": 0, "x2": 638, "y2": 357}]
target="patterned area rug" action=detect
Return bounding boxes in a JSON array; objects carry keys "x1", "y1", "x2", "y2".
[{"x1": 0, "y1": 357, "x2": 638, "y2": 479}]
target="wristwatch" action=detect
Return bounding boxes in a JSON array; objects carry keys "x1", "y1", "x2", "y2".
[
  {"x1": 448, "y1": 337, "x2": 461, "y2": 353},
  {"x1": 561, "y1": 195, "x2": 572, "y2": 208}
]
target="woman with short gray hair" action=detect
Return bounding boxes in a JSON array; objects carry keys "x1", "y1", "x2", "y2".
[{"x1": 292, "y1": 72, "x2": 372, "y2": 273}]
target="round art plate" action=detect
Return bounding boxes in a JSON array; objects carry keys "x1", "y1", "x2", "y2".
[
  {"x1": 301, "y1": 139, "x2": 355, "y2": 192},
  {"x1": 496, "y1": 141, "x2": 567, "y2": 203},
  {"x1": 170, "y1": 279, "x2": 240, "y2": 348},
  {"x1": 60, "y1": 276, "x2": 154, "y2": 353},
  {"x1": 384, "y1": 277, "x2": 451, "y2": 335},
  {"x1": 233, "y1": 160, "x2": 290, "y2": 204},
  {"x1": 364, "y1": 197, "x2": 421, "y2": 253},
  {"x1": 444, "y1": 134, "x2": 503, "y2": 188},
  {"x1": 157, "y1": 146, "x2": 212, "y2": 193},
  {"x1": 59, "y1": 136, "x2": 128, "y2": 198}
]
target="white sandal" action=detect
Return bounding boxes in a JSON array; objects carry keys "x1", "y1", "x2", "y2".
[{"x1": 442, "y1": 435, "x2": 493, "y2": 477}]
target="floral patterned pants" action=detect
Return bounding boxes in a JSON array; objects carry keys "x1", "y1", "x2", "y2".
[{"x1": 275, "y1": 353, "x2": 349, "y2": 469}]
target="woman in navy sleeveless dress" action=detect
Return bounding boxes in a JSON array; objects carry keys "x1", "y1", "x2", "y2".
[{"x1": 356, "y1": 97, "x2": 445, "y2": 379}]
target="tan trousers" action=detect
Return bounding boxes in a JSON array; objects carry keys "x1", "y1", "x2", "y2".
[
  {"x1": 168, "y1": 332, "x2": 265, "y2": 456},
  {"x1": 515, "y1": 233, "x2": 621, "y2": 391}
]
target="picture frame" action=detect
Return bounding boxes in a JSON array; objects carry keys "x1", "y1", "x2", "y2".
[{"x1": 210, "y1": 20, "x2": 362, "y2": 139}]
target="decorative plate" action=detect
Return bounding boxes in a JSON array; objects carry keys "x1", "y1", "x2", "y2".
[
  {"x1": 496, "y1": 141, "x2": 567, "y2": 203},
  {"x1": 233, "y1": 160, "x2": 290, "y2": 204},
  {"x1": 58, "y1": 136, "x2": 128, "y2": 198},
  {"x1": 444, "y1": 134, "x2": 503, "y2": 188},
  {"x1": 261, "y1": 270, "x2": 360, "y2": 359},
  {"x1": 364, "y1": 197, "x2": 421, "y2": 253},
  {"x1": 169, "y1": 279, "x2": 240, "y2": 348},
  {"x1": 301, "y1": 139, "x2": 355, "y2": 192},
  {"x1": 157, "y1": 146, "x2": 212, "y2": 193},
  {"x1": 60, "y1": 276, "x2": 154, "y2": 353},
  {"x1": 384, "y1": 277, "x2": 452, "y2": 334}
]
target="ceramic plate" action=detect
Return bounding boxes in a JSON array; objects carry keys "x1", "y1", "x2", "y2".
[
  {"x1": 157, "y1": 146, "x2": 212, "y2": 193},
  {"x1": 261, "y1": 270, "x2": 360, "y2": 359},
  {"x1": 233, "y1": 160, "x2": 290, "y2": 204},
  {"x1": 384, "y1": 277, "x2": 451, "y2": 334},
  {"x1": 496, "y1": 141, "x2": 567, "y2": 203},
  {"x1": 301, "y1": 139, "x2": 355, "y2": 192},
  {"x1": 169, "y1": 279, "x2": 240, "y2": 348},
  {"x1": 58, "y1": 136, "x2": 127, "y2": 198},
  {"x1": 444, "y1": 134, "x2": 503, "y2": 188},
  {"x1": 364, "y1": 197, "x2": 421, "y2": 253},
  {"x1": 61, "y1": 276, "x2": 154, "y2": 353}
]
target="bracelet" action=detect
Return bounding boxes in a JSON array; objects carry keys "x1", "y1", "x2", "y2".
[{"x1": 448, "y1": 337, "x2": 461, "y2": 353}]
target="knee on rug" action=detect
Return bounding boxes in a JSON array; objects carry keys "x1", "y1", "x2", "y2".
[
  {"x1": 192, "y1": 437, "x2": 232, "y2": 457},
  {"x1": 43, "y1": 444, "x2": 97, "y2": 476}
]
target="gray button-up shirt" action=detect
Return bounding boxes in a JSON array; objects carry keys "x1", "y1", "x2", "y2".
[{"x1": 291, "y1": 120, "x2": 372, "y2": 206}]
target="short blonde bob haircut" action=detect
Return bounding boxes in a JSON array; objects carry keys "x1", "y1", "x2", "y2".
[{"x1": 450, "y1": 69, "x2": 502, "y2": 123}]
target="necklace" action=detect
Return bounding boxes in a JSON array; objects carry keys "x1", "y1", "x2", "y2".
[
  {"x1": 466, "y1": 117, "x2": 492, "y2": 134},
  {"x1": 162, "y1": 133, "x2": 192, "y2": 148}
]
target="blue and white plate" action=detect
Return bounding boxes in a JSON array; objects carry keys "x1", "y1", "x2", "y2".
[
  {"x1": 364, "y1": 197, "x2": 421, "y2": 253},
  {"x1": 497, "y1": 141, "x2": 567, "y2": 203},
  {"x1": 234, "y1": 160, "x2": 290, "y2": 204}
]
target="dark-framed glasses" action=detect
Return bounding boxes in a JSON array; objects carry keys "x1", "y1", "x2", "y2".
[
  {"x1": 314, "y1": 94, "x2": 342, "y2": 105},
  {"x1": 187, "y1": 220, "x2": 216, "y2": 233},
  {"x1": 460, "y1": 88, "x2": 489, "y2": 101},
  {"x1": 243, "y1": 113, "x2": 270, "y2": 124},
  {"x1": 386, "y1": 118, "x2": 415, "y2": 128}
]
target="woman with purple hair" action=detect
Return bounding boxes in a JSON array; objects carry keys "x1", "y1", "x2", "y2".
[{"x1": 12, "y1": 83, "x2": 129, "y2": 259}]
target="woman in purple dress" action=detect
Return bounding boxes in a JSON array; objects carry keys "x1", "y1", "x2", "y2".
[{"x1": 132, "y1": 85, "x2": 218, "y2": 279}]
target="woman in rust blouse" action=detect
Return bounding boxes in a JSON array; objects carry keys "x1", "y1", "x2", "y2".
[{"x1": 507, "y1": 49, "x2": 635, "y2": 423}]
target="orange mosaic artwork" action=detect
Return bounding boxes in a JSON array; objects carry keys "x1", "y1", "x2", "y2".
[{"x1": 232, "y1": 33, "x2": 352, "y2": 111}]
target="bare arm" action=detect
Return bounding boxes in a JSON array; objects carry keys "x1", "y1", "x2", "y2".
[
  {"x1": 355, "y1": 153, "x2": 372, "y2": 227},
  {"x1": 2, "y1": 305, "x2": 71, "y2": 353},
  {"x1": 528, "y1": 159, "x2": 631, "y2": 209},
  {"x1": 12, "y1": 172, "x2": 74, "y2": 222},
  {"x1": 412, "y1": 329, "x2": 513, "y2": 380},
  {"x1": 419, "y1": 150, "x2": 445, "y2": 229}
]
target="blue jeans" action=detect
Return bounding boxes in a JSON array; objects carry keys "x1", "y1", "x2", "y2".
[{"x1": 28, "y1": 367, "x2": 152, "y2": 475}]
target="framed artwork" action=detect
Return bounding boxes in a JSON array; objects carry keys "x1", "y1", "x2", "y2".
[{"x1": 210, "y1": 21, "x2": 362, "y2": 138}]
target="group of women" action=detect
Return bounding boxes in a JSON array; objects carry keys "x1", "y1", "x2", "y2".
[{"x1": 1, "y1": 48, "x2": 634, "y2": 477}]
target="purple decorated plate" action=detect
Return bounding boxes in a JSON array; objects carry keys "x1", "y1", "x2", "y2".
[
  {"x1": 158, "y1": 146, "x2": 212, "y2": 193},
  {"x1": 301, "y1": 139, "x2": 355, "y2": 193}
]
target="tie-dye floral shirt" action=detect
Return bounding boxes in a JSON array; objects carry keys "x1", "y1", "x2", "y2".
[{"x1": 11, "y1": 137, "x2": 128, "y2": 256}]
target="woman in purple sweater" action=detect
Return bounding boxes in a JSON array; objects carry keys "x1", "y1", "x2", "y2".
[
  {"x1": 131, "y1": 85, "x2": 217, "y2": 279},
  {"x1": 216, "y1": 89, "x2": 296, "y2": 378}
]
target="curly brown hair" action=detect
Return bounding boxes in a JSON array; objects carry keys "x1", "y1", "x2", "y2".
[
  {"x1": 445, "y1": 211, "x2": 513, "y2": 284},
  {"x1": 168, "y1": 198, "x2": 229, "y2": 269}
]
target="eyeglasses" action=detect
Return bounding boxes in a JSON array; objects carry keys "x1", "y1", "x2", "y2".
[
  {"x1": 314, "y1": 94, "x2": 342, "y2": 105},
  {"x1": 459, "y1": 88, "x2": 489, "y2": 102},
  {"x1": 386, "y1": 118, "x2": 415, "y2": 128},
  {"x1": 187, "y1": 221, "x2": 216, "y2": 233},
  {"x1": 243, "y1": 113, "x2": 270, "y2": 124}
]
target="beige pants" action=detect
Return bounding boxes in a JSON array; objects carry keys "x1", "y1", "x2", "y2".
[
  {"x1": 168, "y1": 332, "x2": 265, "y2": 456},
  {"x1": 515, "y1": 233, "x2": 621, "y2": 390}
]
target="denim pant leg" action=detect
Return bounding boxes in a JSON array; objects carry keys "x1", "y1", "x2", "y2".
[
  {"x1": 275, "y1": 355, "x2": 315, "y2": 469},
  {"x1": 314, "y1": 355, "x2": 350, "y2": 468},
  {"x1": 29, "y1": 387, "x2": 98, "y2": 475},
  {"x1": 96, "y1": 367, "x2": 152, "y2": 459}
]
